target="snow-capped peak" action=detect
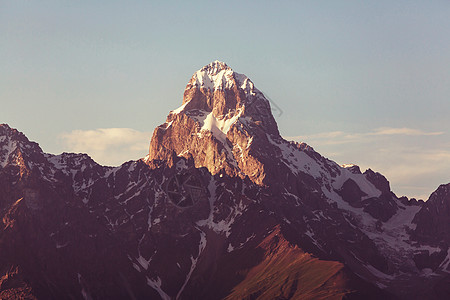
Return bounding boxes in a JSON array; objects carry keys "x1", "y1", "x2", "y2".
[
  {"x1": 164, "y1": 62, "x2": 279, "y2": 145},
  {"x1": 0, "y1": 124, "x2": 43, "y2": 168},
  {"x1": 200, "y1": 60, "x2": 231, "y2": 76},
  {"x1": 187, "y1": 60, "x2": 234, "y2": 91},
  {"x1": 186, "y1": 60, "x2": 256, "y2": 94},
  {"x1": 171, "y1": 61, "x2": 269, "y2": 120}
]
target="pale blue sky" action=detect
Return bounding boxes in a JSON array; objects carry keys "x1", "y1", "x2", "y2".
[{"x1": 1, "y1": 1, "x2": 449, "y2": 199}]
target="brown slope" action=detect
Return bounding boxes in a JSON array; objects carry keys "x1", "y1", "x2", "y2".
[{"x1": 224, "y1": 226, "x2": 349, "y2": 300}]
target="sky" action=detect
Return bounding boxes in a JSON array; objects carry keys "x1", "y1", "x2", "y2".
[{"x1": 1, "y1": 1, "x2": 449, "y2": 200}]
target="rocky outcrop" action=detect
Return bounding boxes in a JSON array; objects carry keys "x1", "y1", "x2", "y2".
[
  {"x1": 413, "y1": 183, "x2": 450, "y2": 245},
  {"x1": 146, "y1": 61, "x2": 281, "y2": 185}
]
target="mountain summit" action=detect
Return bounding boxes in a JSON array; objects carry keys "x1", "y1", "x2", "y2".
[
  {"x1": 184, "y1": 60, "x2": 235, "y2": 92},
  {"x1": 147, "y1": 61, "x2": 281, "y2": 183},
  {"x1": 181, "y1": 60, "x2": 278, "y2": 132}
]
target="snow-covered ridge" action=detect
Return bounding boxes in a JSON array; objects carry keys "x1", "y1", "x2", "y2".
[
  {"x1": 267, "y1": 135, "x2": 382, "y2": 199},
  {"x1": 188, "y1": 60, "x2": 234, "y2": 91},
  {"x1": 0, "y1": 127, "x2": 39, "y2": 168},
  {"x1": 187, "y1": 60, "x2": 258, "y2": 96},
  {"x1": 342, "y1": 164, "x2": 356, "y2": 168},
  {"x1": 171, "y1": 61, "x2": 267, "y2": 120},
  {"x1": 0, "y1": 137, "x2": 17, "y2": 168}
]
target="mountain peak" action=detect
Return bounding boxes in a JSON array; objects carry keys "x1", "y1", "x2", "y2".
[
  {"x1": 179, "y1": 61, "x2": 272, "y2": 121},
  {"x1": 147, "y1": 62, "x2": 280, "y2": 182},
  {"x1": 200, "y1": 60, "x2": 231, "y2": 75},
  {"x1": 173, "y1": 62, "x2": 279, "y2": 137},
  {"x1": 0, "y1": 124, "x2": 43, "y2": 170},
  {"x1": 184, "y1": 60, "x2": 241, "y2": 94}
]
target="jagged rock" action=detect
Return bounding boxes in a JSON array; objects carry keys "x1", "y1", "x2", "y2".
[{"x1": 413, "y1": 183, "x2": 450, "y2": 245}]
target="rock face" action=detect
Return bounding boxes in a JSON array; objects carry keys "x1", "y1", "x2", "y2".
[
  {"x1": 413, "y1": 183, "x2": 450, "y2": 244},
  {"x1": 1, "y1": 62, "x2": 450, "y2": 299},
  {"x1": 147, "y1": 60, "x2": 281, "y2": 185}
]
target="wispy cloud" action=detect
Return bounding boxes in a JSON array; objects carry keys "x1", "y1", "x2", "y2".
[
  {"x1": 366, "y1": 147, "x2": 450, "y2": 200},
  {"x1": 286, "y1": 127, "x2": 444, "y2": 145},
  {"x1": 284, "y1": 127, "x2": 449, "y2": 200},
  {"x1": 370, "y1": 127, "x2": 444, "y2": 136},
  {"x1": 60, "y1": 128, "x2": 151, "y2": 166}
]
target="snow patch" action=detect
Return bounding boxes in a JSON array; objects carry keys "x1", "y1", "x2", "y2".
[
  {"x1": 267, "y1": 134, "x2": 326, "y2": 179},
  {"x1": 136, "y1": 254, "x2": 151, "y2": 270},
  {"x1": 77, "y1": 273, "x2": 91, "y2": 300},
  {"x1": 171, "y1": 102, "x2": 188, "y2": 115},
  {"x1": 132, "y1": 263, "x2": 141, "y2": 272},
  {"x1": 364, "y1": 264, "x2": 395, "y2": 280},
  {"x1": 196, "y1": 109, "x2": 242, "y2": 143},
  {"x1": 56, "y1": 241, "x2": 69, "y2": 249},
  {"x1": 0, "y1": 138, "x2": 17, "y2": 168},
  {"x1": 146, "y1": 276, "x2": 170, "y2": 300},
  {"x1": 439, "y1": 248, "x2": 450, "y2": 273},
  {"x1": 196, "y1": 179, "x2": 246, "y2": 237},
  {"x1": 176, "y1": 229, "x2": 207, "y2": 300},
  {"x1": 189, "y1": 61, "x2": 235, "y2": 91},
  {"x1": 332, "y1": 168, "x2": 382, "y2": 200}
]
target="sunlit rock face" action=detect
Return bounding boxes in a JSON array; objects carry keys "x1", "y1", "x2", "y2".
[{"x1": 147, "y1": 61, "x2": 281, "y2": 185}]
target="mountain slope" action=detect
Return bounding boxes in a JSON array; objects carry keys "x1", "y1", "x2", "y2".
[{"x1": 1, "y1": 61, "x2": 449, "y2": 299}]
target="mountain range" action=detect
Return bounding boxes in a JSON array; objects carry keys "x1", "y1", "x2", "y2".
[{"x1": 1, "y1": 61, "x2": 449, "y2": 299}]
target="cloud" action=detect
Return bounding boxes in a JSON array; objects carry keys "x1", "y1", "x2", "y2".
[
  {"x1": 60, "y1": 128, "x2": 152, "y2": 166},
  {"x1": 365, "y1": 147, "x2": 450, "y2": 200},
  {"x1": 370, "y1": 127, "x2": 444, "y2": 136},
  {"x1": 285, "y1": 127, "x2": 444, "y2": 145},
  {"x1": 284, "y1": 127, "x2": 449, "y2": 200}
]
